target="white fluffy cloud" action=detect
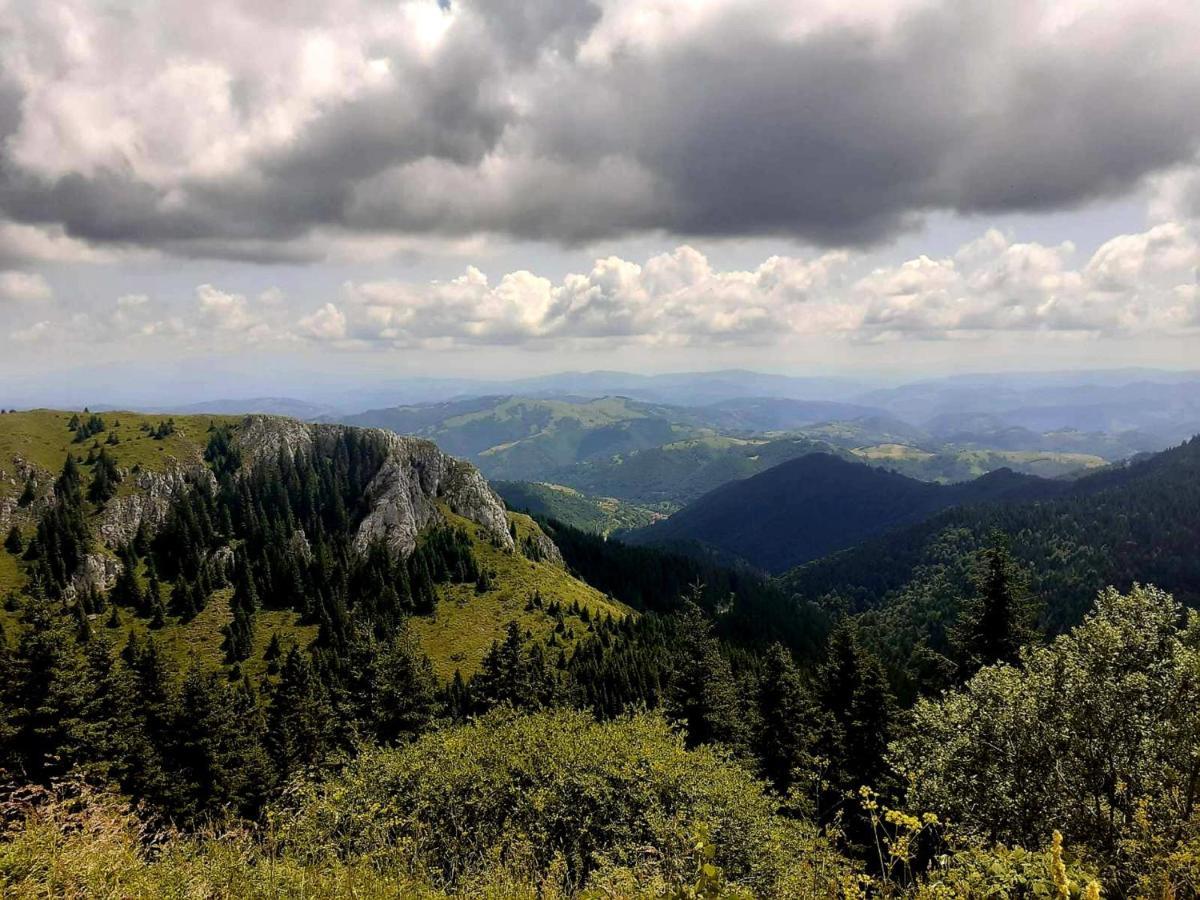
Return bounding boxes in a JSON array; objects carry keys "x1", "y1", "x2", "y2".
[
  {"x1": 290, "y1": 223, "x2": 1200, "y2": 349},
  {"x1": 196, "y1": 284, "x2": 263, "y2": 334},
  {"x1": 6, "y1": 222, "x2": 1196, "y2": 356}
]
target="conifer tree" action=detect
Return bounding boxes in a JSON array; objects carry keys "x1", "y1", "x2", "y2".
[
  {"x1": 267, "y1": 646, "x2": 334, "y2": 776},
  {"x1": 665, "y1": 600, "x2": 748, "y2": 752},
  {"x1": 951, "y1": 532, "x2": 1037, "y2": 674},
  {"x1": 816, "y1": 622, "x2": 893, "y2": 810},
  {"x1": 109, "y1": 558, "x2": 143, "y2": 612},
  {"x1": 756, "y1": 643, "x2": 826, "y2": 798}
]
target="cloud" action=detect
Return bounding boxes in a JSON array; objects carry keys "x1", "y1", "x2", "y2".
[
  {"x1": 292, "y1": 223, "x2": 1200, "y2": 349},
  {"x1": 298, "y1": 302, "x2": 347, "y2": 340},
  {"x1": 0, "y1": 269, "x2": 52, "y2": 302},
  {"x1": 195, "y1": 283, "x2": 259, "y2": 332},
  {"x1": 3, "y1": 1, "x2": 1200, "y2": 259},
  {"x1": 10, "y1": 320, "x2": 52, "y2": 342}
]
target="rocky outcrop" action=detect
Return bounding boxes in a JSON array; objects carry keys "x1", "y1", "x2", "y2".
[
  {"x1": 0, "y1": 456, "x2": 52, "y2": 534},
  {"x1": 352, "y1": 431, "x2": 514, "y2": 557},
  {"x1": 73, "y1": 553, "x2": 121, "y2": 597},
  {"x1": 237, "y1": 415, "x2": 315, "y2": 465},
  {"x1": 521, "y1": 529, "x2": 565, "y2": 568},
  {"x1": 234, "y1": 416, "x2": 515, "y2": 558},
  {"x1": 97, "y1": 464, "x2": 212, "y2": 550}
]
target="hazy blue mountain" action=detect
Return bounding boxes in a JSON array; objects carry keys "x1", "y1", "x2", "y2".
[
  {"x1": 856, "y1": 371, "x2": 1200, "y2": 444},
  {"x1": 694, "y1": 397, "x2": 888, "y2": 432}
]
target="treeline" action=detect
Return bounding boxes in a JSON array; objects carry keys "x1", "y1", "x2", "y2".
[{"x1": 0, "y1": 599, "x2": 438, "y2": 825}]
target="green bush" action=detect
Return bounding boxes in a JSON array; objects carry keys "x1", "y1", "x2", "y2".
[
  {"x1": 276, "y1": 707, "x2": 854, "y2": 896},
  {"x1": 892, "y1": 584, "x2": 1200, "y2": 892}
]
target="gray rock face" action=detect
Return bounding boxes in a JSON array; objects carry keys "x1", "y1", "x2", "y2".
[
  {"x1": 352, "y1": 431, "x2": 514, "y2": 557},
  {"x1": 235, "y1": 417, "x2": 515, "y2": 558},
  {"x1": 0, "y1": 456, "x2": 51, "y2": 534},
  {"x1": 73, "y1": 553, "x2": 121, "y2": 597},
  {"x1": 522, "y1": 529, "x2": 565, "y2": 568},
  {"x1": 237, "y1": 415, "x2": 315, "y2": 465},
  {"x1": 98, "y1": 464, "x2": 211, "y2": 550}
]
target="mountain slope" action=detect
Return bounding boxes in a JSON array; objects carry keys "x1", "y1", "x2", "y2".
[
  {"x1": 0, "y1": 410, "x2": 621, "y2": 680},
  {"x1": 780, "y1": 435, "x2": 1200, "y2": 628},
  {"x1": 493, "y1": 480, "x2": 662, "y2": 535},
  {"x1": 627, "y1": 453, "x2": 1058, "y2": 573}
]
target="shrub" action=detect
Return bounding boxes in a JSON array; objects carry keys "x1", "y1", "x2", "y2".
[
  {"x1": 276, "y1": 707, "x2": 854, "y2": 896},
  {"x1": 891, "y1": 584, "x2": 1200, "y2": 891}
]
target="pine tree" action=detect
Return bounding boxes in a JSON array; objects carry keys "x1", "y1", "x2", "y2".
[
  {"x1": 472, "y1": 620, "x2": 563, "y2": 713},
  {"x1": 368, "y1": 626, "x2": 437, "y2": 743},
  {"x1": 666, "y1": 600, "x2": 748, "y2": 752},
  {"x1": 756, "y1": 643, "x2": 826, "y2": 799},
  {"x1": 267, "y1": 647, "x2": 334, "y2": 776},
  {"x1": 17, "y1": 477, "x2": 36, "y2": 508},
  {"x1": 816, "y1": 622, "x2": 893, "y2": 811},
  {"x1": 4, "y1": 526, "x2": 22, "y2": 554},
  {"x1": 109, "y1": 558, "x2": 143, "y2": 612},
  {"x1": 951, "y1": 532, "x2": 1037, "y2": 674},
  {"x1": 7, "y1": 604, "x2": 94, "y2": 777}
]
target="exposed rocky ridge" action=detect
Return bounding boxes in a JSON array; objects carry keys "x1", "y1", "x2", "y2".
[
  {"x1": 98, "y1": 463, "x2": 213, "y2": 550},
  {"x1": 13, "y1": 415, "x2": 531, "y2": 598},
  {"x1": 236, "y1": 416, "x2": 515, "y2": 558}
]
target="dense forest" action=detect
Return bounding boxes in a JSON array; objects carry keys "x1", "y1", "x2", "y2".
[
  {"x1": 623, "y1": 452, "x2": 1059, "y2": 572},
  {"x1": 2, "y1": 417, "x2": 1200, "y2": 896}
]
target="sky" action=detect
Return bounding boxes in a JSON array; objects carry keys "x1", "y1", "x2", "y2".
[{"x1": 1, "y1": 0, "x2": 1199, "y2": 394}]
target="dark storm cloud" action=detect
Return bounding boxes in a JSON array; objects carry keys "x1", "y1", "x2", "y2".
[{"x1": 1, "y1": 0, "x2": 1199, "y2": 261}]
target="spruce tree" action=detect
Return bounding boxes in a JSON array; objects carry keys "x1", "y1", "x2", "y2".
[
  {"x1": 816, "y1": 622, "x2": 893, "y2": 811},
  {"x1": 951, "y1": 532, "x2": 1037, "y2": 674},
  {"x1": 756, "y1": 643, "x2": 826, "y2": 798},
  {"x1": 665, "y1": 600, "x2": 748, "y2": 752},
  {"x1": 267, "y1": 647, "x2": 333, "y2": 776}
]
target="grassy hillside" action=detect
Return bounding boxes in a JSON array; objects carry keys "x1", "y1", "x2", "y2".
[
  {"x1": 493, "y1": 480, "x2": 662, "y2": 535},
  {"x1": 849, "y1": 444, "x2": 1106, "y2": 481},
  {"x1": 0, "y1": 409, "x2": 237, "y2": 500},
  {"x1": 70, "y1": 509, "x2": 624, "y2": 684},
  {"x1": 0, "y1": 409, "x2": 238, "y2": 595},
  {"x1": 410, "y1": 509, "x2": 629, "y2": 679}
]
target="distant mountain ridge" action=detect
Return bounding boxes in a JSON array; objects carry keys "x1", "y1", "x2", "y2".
[{"x1": 625, "y1": 453, "x2": 1060, "y2": 573}]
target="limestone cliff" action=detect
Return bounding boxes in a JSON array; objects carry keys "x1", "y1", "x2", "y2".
[{"x1": 236, "y1": 416, "x2": 515, "y2": 557}]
